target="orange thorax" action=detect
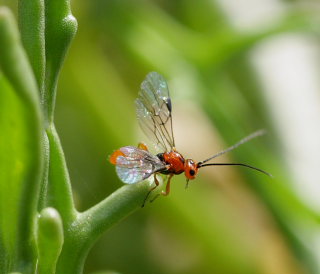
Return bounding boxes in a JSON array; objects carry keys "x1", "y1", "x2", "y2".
[{"x1": 163, "y1": 151, "x2": 185, "y2": 174}]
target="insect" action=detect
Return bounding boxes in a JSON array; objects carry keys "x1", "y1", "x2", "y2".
[{"x1": 110, "y1": 72, "x2": 271, "y2": 207}]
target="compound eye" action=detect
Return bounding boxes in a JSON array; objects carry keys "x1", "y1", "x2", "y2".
[{"x1": 189, "y1": 169, "x2": 195, "y2": 176}]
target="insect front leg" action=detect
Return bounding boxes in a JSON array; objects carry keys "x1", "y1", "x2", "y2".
[
  {"x1": 150, "y1": 174, "x2": 174, "y2": 203},
  {"x1": 185, "y1": 179, "x2": 190, "y2": 189}
]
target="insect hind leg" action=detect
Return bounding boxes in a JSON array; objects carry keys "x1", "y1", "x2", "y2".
[{"x1": 142, "y1": 173, "x2": 160, "y2": 207}]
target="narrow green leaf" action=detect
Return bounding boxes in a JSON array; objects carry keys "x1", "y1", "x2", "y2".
[{"x1": 18, "y1": 0, "x2": 45, "y2": 93}]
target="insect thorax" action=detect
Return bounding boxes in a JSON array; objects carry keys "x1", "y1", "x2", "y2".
[{"x1": 157, "y1": 151, "x2": 185, "y2": 175}]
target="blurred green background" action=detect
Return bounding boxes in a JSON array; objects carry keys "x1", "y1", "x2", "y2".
[{"x1": 2, "y1": 0, "x2": 320, "y2": 273}]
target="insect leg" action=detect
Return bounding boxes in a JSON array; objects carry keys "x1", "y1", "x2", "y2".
[
  {"x1": 138, "y1": 143, "x2": 148, "y2": 151},
  {"x1": 185, "y1": 179, "x2": 190, "y2": 189},
  {"x1": 142, "y1": 173, "x2": 160, "y2": 207},
  {"x1": 162, "y1": 174, "x2": 174, "y2": 196},
  {"x1": 150, "y1": 174, "x2": 174, "y2": 203}
]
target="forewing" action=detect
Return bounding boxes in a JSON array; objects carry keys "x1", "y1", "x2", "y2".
[
  {"x1": 115, "y1": 146, "x2": 166, "y2": 184},
  {"x1": 135, "y1": 72, "x2": 175, "y2": 152}
]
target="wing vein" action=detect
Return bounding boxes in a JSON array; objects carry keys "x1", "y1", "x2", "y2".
[{"x1": 136, "y1": 72, "x2": 175, "y2": 151}]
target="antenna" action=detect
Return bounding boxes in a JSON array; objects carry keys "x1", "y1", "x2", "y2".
[
  {"x1": 197, "y1": 129, "x2": 266, "y2": 166},
  {"x1": 198, "y1": 163, "x2": 272, "y2": 177}
]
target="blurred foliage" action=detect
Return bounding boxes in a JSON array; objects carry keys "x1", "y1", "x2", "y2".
[
  {"x1": 1, "y1": 0, "x2": 320, "y2": 273},
  {"x1": 55, "y1": 0, "x2": 320, "y2": 273}
]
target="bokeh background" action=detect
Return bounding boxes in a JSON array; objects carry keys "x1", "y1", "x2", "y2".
[{"x1": 2, "y1": 0, "x2": 320, "y2": 273}]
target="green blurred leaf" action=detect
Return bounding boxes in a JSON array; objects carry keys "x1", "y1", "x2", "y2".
[
  {"x1": 0, "y1": 74, "x2": 39, "y2": 273},
  {"x1": 0, "y1": 7, "x2": 42, "y2": 273},
  {"x1": 0, "y1": 74, "x2": 28, "y2": 273}
]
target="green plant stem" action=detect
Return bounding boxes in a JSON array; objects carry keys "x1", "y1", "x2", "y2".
[
  {"x1": 38, "y1": 132, "x2": 50, "y2": 211},
  {"x1": 46, "y1": 125, "x2": 77, "y2": 224},
  {"x1": 18, "y1": 0, "x2": 45, "y2": 93},
  {"x1": 43, "y1": 0, "x2": 77, "y2": 125},
  {"x1": 0, "y1": 8, "x2": 42, "y2": 273},
  {"x1": 79, "y1": 181, "x2": 154, "y2": 240},
  {"x1": 55, "y1": 181, "x2": 156, "y2": 274}
]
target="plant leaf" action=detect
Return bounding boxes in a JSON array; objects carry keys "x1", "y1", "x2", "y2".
[
  {"x1": 37, "y1": 207, "x2": 64, "y2": 274},
  {"x1": 18, "y1": 0, "x2": 45, "y2": 93},
  {"x1": 0, "y1": 8, "x2": 42, "y2": 274}
]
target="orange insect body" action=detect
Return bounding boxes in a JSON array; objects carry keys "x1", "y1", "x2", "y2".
[
  {"x1": 162, "y1": 151, "x2": 185, "y2": 174},
  {"x1": 158, "y1": 151, "x2": 199, "y2": 180}
]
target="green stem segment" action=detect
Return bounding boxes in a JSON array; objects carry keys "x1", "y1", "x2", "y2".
[
  {"x1": 38, "y1": 132, "x2": 50, "y2": 211},
  {"x1": 55, "y1": 181, "x2": 156, "y2": 274},
  {"x1": 80, "y1": 181, "x2": 156, "y2": 240},
  {"x1": 46, "y1": 125, "x2": 77, "y2": 225},
  {"x1": 37, "y1": 207, "x2": 64, "y2": 274},
  {"x1": 44, "y1": 0, "x2": 77, "y2": 126}
]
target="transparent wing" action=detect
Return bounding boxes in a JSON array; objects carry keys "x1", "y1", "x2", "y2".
[
  {"x1": 115, "y1": 146, "x2": 166, "y2": 184},
  {"x1": 135, "y1": 72, "x2": 175, "y2": 152}
]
